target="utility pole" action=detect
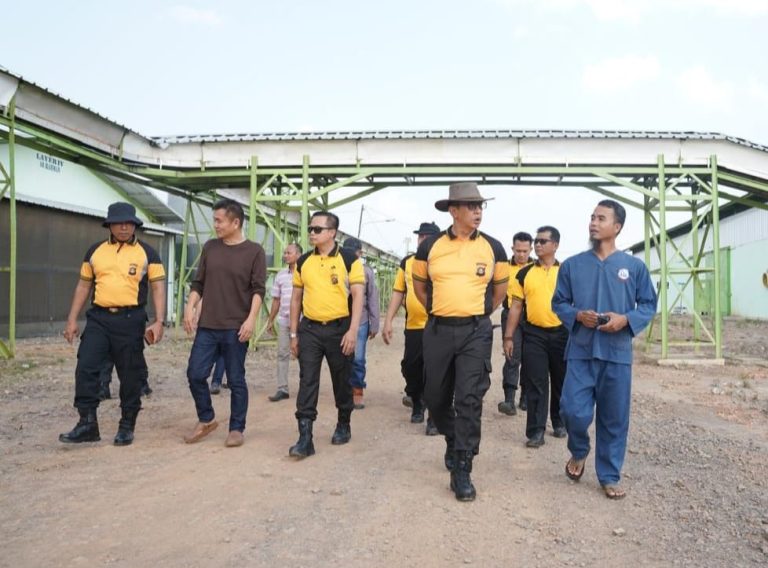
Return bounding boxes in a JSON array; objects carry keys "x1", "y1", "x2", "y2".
[{"x1": 356, "y1": 203, "x2": 364, "y2": 238}]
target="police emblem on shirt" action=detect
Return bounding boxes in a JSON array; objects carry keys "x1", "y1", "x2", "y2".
[
  {"x1": 331, "y1": 273, "x2": 339, "y2": 285},
  {"x1": 475, "y1": 263, "x2": 487, "y2": 277},
  {"x1": 618, "y1": 268, "x2": 630, "y2": 281},
  {"x1": 128, "y1": 263, "x2": 138, "y2": 276}
]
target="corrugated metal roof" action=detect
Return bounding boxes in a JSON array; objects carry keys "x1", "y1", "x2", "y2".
[
  {"x1": 151, "y1": 130, "x2": 768, "y2": 153},
  {"x1": 0, "y1": 65, "x2": 153, "y2": 143},
  {"x1": 5, "y1": 193, "x2": 182, "y2": 235},
  {"x1": 104, "y1": 175, "x2": 185, "y2": 224}
]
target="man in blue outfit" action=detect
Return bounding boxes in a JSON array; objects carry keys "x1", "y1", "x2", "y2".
[
  {"x1": 552, "y1": 199, "x2": 657, "y2": 500},
  {"x1": 342, "y1": 237, "x2": 380, "y2": 410}
]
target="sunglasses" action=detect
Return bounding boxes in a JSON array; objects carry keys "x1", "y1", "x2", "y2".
[
  {"x1": 308, "y1": 226, "x2": 331, "y2": 234},
  {"x1": 534, "y1": 238, "x2": 554, "y2": 245}
]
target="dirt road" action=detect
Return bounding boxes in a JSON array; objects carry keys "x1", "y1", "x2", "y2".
[{"x1": 1, "y1": 317, "x2": 767, "y2": 567}]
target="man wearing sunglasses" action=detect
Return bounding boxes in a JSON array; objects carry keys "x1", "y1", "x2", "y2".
[
  {"x1": 413, "y1": 183, "x2": 509, "y2": 501},
  {"x1": 503, "y1": 226, "x2": 568, "y2": 448},
  {"x1": 553, "y1": 200, "x2": 656, "y2": 500},
  {"x1": 288, "y1": 211, "x2": 365, "y2": 458}
]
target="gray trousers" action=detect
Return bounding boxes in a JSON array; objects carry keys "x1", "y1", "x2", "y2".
[{"x1": 276, "y1": 323, "x2": 291, "y2": 393}]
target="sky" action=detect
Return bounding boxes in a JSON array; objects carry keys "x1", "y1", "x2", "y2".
[{"x1": 2, "y1": 0, "x2": 767, "y2": 257}]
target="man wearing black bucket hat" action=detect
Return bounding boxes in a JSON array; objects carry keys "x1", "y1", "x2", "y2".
[
  {"x1": 382, "y1": 222, "x2": 440, "y2": 435},
  {"x1": 412, "y1": 183, "x2": 509, "y2": 501},
  {"x1": 60, "y1": 202, "x2": 166, "y2": 446}
]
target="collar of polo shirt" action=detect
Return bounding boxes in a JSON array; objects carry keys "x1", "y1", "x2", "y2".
[
  {"x1": 446, "y1": 226, "x2": 479, "y2": 240},
  {"x1": 109, "y1": 234, "x2": 138, "y2": 245},
  {"x1": 534, "y1": 258, "x2": 560, "y2": 267},
  {"x1": 313, "y1": 242, "x2": 340, "y2": 256}
]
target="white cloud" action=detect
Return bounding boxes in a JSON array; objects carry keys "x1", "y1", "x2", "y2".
[
  {"x1": 582, "y1": 55, "x2": 660, "y2": 93},
  {"x1": 168, "y1": 5, "x2": 223, "y2": 26},
  {"x1": 675, "y1": 66, "x2": 734, "y2": 110}
]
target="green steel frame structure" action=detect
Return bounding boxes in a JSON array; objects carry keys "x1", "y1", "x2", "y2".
[{"x1": 4, "y1": 90, "x2": 768, "y2": 360}]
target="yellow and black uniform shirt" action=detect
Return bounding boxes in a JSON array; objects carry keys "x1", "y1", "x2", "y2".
[
  {"x1": 393, "y1": 254, "x2": 428, "y2": 330},
  {"x1": 80, "y1": 235, "x2": 166, "y2": 308},
  {"x1": 412, "y1": 228, "x2": 509, "y2": 317},
  {"x1": 293, "y1": 244, "x2": 365, "y2": 322},
  {"x1": 508, "y1": 260, "x2": 562, "y2": 328},
  {"x1": 503, "y1": 259, "x2": 534, "y2": 309}
]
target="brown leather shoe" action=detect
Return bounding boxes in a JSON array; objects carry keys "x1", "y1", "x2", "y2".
[
  {"x1": 225, "y1": 430, "x2": 244, "y2": 447},
  {"x1": 352, "y1": 387, "x2": 365, "y2": 409},
  {"x1": 184, "y1": 420, "x2": 218, "y2": 444}
]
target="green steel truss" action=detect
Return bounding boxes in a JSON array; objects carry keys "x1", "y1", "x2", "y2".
[{"x1": 3, "y1": 114, "x2": 768, "y2": 360}]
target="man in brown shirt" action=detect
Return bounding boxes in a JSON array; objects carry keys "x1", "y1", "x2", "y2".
[{"x1": 182, "y1": 199, "x2": 267, "y2": 447}]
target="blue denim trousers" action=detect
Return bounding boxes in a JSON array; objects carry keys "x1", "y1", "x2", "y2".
[
  {"x1": 348, "y1": 320, "x2": 369, "y2": 389},
  {"x1": 186, "y1": 328, "x2": 249, "y2": 432},
  {"x1": 559, "y1": 358, "x2": 632, "y2": 485}
]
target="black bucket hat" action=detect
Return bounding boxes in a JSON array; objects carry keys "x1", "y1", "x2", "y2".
[
  {"x1": 103, "y1": 202, "x2": 143, "y2": 227},
  {"x1": 413, "y1": 222, "x2": 441, "y2": 236},
  {"x1": 342, "y1": 237, "x2": 363, "y2": 251}
]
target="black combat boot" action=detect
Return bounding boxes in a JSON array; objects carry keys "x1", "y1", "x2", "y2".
[
  {"x1": 425, "y1": 415, "x2": 439, "y2": 436},
  {"x1": 331, "y1": 408, "x2": 352, "y2": 445},
  {"x1": 410, "y1": 397, "x2": 425, "y2": 423},
  {"x1": 444, "y1": 436, "x2": 456, "y2": 471},
  {"x1": 450, "y1": 450, "x2": 477, "y2": 502},
  {"x1": 59, "y1": 408, "x2": 100, "y2": 443},
  {"x1": 114, "y1": 408, "x2": 140, "y2": 446},
  {"x1": 498, "y1": 388, "x2": 517, "y2": 416},
  {"x1": 289, "y1": 418, "x2": 315, "y2": 458}
]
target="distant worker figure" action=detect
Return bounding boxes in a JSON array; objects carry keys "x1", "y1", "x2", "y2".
[
  {"x1": 413, "y1": 183, "x2": 509, "y2": 501},
  {"x1": 264, "y1": 243, "x2": 303, "y2": 402},
  {"x1": 497, "y1": 231, "x2": 533, "y2": 416},
  {"x1": 209, "y1": 353, "x2": 227, "y2": 394},
  {"x1": 382, "y1": 221, "x2": 441, "y2": 435},
  {"x1": 341, "y1": 237, "x2": 380, "y2": 410},
  {"x1": 503, "y1": 226, "x2": 568, "y2": 448},
  {"x1": 60, "y1": 202, "x2": 166, "y2": 447},
  {"x1": 288, "y1": 211, "x2": 364, "y2": 459},
  {"x1": 553, "y1": 200, "x2": 657, "y2": 500},
  {"x1": 183, "y1": 199, "x2": 267, "y2": 448}
]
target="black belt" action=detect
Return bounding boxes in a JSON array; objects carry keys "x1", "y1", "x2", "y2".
[
  {"x1": 304, "y1": 316, "x2": 349, "y2": 326},
  {"x1": 93, "y1": 305, "x2": 143, "y2": 314},
  {"x1": 525, "y1": 321, "x2": 566, "y2": 333},
  {"x1": 431, "y1": 315, "x2": 487, "y2": 326}
]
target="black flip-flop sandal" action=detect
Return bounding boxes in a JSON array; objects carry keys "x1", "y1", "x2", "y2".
[{"x1": 565, "y1": 457, "x2": 587, "y2": 481}]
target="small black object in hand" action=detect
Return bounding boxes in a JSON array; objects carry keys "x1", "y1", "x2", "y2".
[{"x1": 596, "y1": 314, "x2": 611, "y2": 326}]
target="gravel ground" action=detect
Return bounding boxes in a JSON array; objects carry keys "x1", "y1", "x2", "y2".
[{"x1": 1, "y1": 316, "x2": 766, "y2": 567}]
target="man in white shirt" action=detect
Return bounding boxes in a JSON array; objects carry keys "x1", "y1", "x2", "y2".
[{"x1": 265, "y1": 243, "x2": 302, "y2": 401}]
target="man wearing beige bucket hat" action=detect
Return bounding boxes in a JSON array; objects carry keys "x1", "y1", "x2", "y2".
[{"x1": 412, "y1": 182, "x2": 510, "y2": 501}]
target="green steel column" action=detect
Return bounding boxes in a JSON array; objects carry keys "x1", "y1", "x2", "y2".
[
  {"x1": 273, "y1": 185, "x2": 284, "y2": 270},
  {"x1": 300, "y1": 155, "x2": 310, "y2": 250},
  {"x1": 657, "y1": 156, "x2": 669, "y2": 358},
  {"x1": 8, "y1": 96, "x2": 17, "y2": 357},
  {"x1": 690, "y1": 187, "x2": 701, "y2": 345},
  {"x1": 249, "y1": 156, "x2": 258, "y2": 242},
  {"x1": 710, "y1": 155, "x2": 722, "y2": 359},
  {"x1": 643, "y1": 194, "x2": 653, "y2": 347},
  {"x1": 174, "y1": 198, "x2": 192, "y2": 329}
]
